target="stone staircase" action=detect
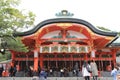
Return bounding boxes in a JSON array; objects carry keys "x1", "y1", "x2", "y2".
[{"x1": 0, "y1": 77, "x2": 113, "y2": 80}]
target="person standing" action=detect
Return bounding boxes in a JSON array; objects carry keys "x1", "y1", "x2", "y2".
[
  {"x1": 74, "y1": 62, "x2": 79, "y2": 76},
  {"x1": 82, "y1": 61, "x2": 91, "y2": 80},
  {"x1": 90, "y1": 60, "x2": 98, "y2": 80},
  {"x1": 116, "y1": 63, "x2": 120, "y2": 79},
  {"x1": 13, "y1": 65, "x2": 17, "y2": 76},
  {"x1": 9, "y1": 66, "x2": 14, "y2": 77},
  {"x1": 39, "y1": 68, "x2": 47, "y2": 80},
  {"x1": 111, "y1": 65, "x2": 119, "y2": 80},
  {"x1": 0, "y1": 64, "x2": 3, "y2": 77}
]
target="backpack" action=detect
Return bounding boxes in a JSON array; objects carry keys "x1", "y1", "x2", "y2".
[{"x1": 86, "y1": 65, "x2": 92, "y2": 73}]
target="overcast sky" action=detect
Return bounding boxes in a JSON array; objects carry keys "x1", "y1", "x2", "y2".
[{"x1": 19, "y1": 0, "x2": 120, "y2": 32}]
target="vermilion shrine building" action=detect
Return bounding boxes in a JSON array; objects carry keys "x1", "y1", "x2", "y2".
[{"x1": 13, "y1": 17, "x2": 119, "y2": 72}]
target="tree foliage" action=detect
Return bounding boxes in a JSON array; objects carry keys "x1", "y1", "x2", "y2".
[
  {"x1": 0, "y1": 0, "x2": 35, "y2": 54},
  {"x1": 97, "y1": 26, "x2": 120, "y2": 36},
  {"x1": 0, "y1": 0, "x2": 35, "y2": 35},
  {"x1": 118, "y1": 32, "x2": 120, "y2": 36},
  {"x1": 1, "y1": 36, "x2": 28, "y2": 52},
  {"x1": 97, "y1": 26, "x2": 111, "y2": 31}
]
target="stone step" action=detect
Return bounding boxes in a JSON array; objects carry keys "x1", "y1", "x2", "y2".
[{"x1": 0, "y1": 77, "x2": 113, "y2": 80}]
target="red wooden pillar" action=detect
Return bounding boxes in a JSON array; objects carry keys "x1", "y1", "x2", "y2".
[
  {"x1": 34, "y1": 50, "x2": 38, "y2": 71},
  {"x1": 85, "y1": 53, "x2": 88, "y2": 60},
  {"x1": 40, "y1": 54, "x2": 43, "y2": 68},
  {"x1": 112, "y1": 49, "x2": 116, "y2": 67},
  {"x1": 16, "y1": 64, "x2": 20, "y2": 71},
  {"x1": 11, "y1": 50, "x2": 15, "y2": 67}
]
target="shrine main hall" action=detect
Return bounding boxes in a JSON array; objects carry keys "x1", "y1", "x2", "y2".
[{"x1": 13, "y1": 13, "x2": 120, "y2": 73}]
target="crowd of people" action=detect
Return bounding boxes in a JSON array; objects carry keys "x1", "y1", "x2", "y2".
[
  {"x1": 0, "y1": 60, "x2": 99, "y2": 80},
  {"x1": 1, "y1": 60, "x2": 120, "y2": 80},
  {"x1": 82, "y1": 60, "x2": 98, "y2": 80}
]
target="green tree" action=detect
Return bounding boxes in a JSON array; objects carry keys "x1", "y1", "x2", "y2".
[
  {"x1": 0, "y1": 0, "x2": 35, "y2": 54},
  {"x1": 97, "y1": 26, "x2": 120, "y2": 35},
  {"x1": 118, "y1": 32, "x2": 120, "y2": 36},
  {"x1": 97, "y1": 26, "x2": 111, "y2": 31}
]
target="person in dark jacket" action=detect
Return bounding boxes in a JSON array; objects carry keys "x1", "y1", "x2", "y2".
[
  {"x1": 9, "y1": 66, "x2": 14, "y2": 77},
  {"x1": 0, "y1": 65, "x2": 3, "y2": 77},
  {"x1": 39, "y1": 68, "x2": 47, "y2": 80}
]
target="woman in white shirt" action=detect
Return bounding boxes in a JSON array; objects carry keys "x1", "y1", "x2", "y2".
[{"x1": 82, "y1": 61, "x2": 91, "y2": 80}]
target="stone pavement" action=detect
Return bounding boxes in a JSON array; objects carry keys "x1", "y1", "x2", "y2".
[{"x1": 0, "y1": 77, "x2": 113, "y2": 80}]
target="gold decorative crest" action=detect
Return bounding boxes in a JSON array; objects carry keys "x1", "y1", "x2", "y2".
[{"x1": 56, "y1": 23, "x2": 72, "y2": 29}]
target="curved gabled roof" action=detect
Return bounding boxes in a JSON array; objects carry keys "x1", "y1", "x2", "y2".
[{"x1": 13, "y1": 18, "x2": 117, "y2": 37}]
